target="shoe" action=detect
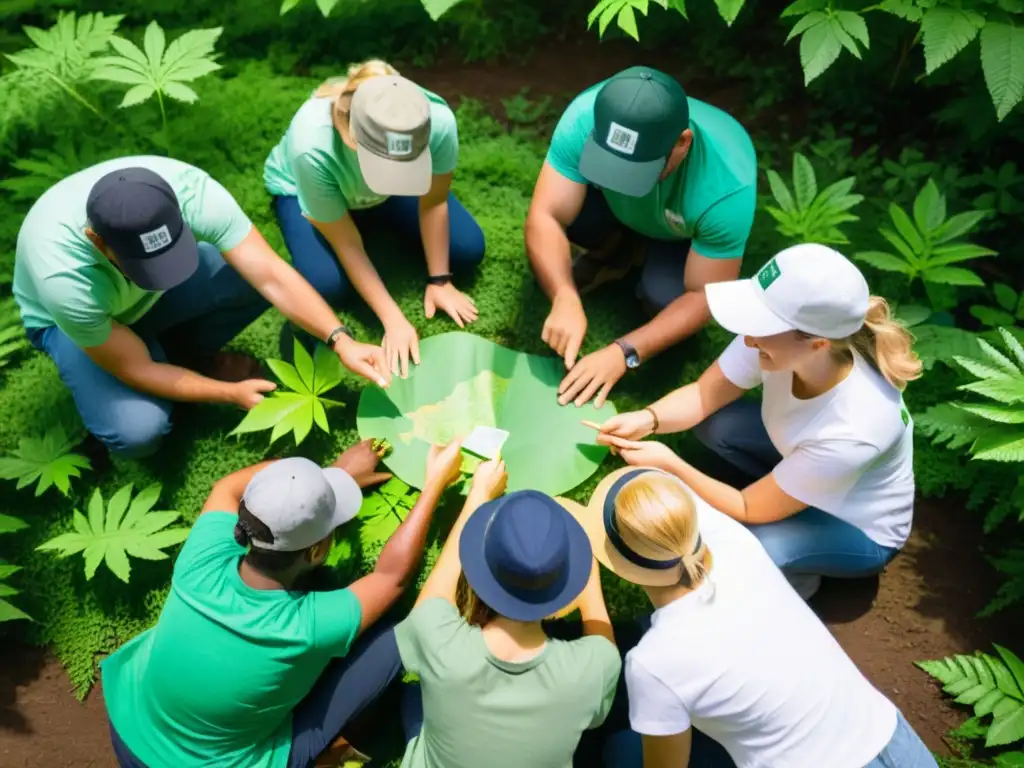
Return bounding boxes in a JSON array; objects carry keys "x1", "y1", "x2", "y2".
[
  {"x1": 787, "y1": 573, "x2": 822, "y2": 601},
  {"x1": 193, "y1": 351, "x2": 267, "y2": 382}
]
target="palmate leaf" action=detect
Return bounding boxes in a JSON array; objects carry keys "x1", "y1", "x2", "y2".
[
  {"x1": 358, "y1": 477, "x2": 420, "y2": 553},
  {"x1": 36, "y1": 483, "x2": 189, "y2": 583},
  {"x1": 5, "y1": 11, "x2": 123, "y2": 82},
  {"x1": 422, "y1": 0, "x2": 472, "y2": 21},
  {"x1": 0, "y1": 423, "x2": 90, "y2": 497},
  {"x1": 853, "y1": 250, "x2": 913, "y2": 274}
]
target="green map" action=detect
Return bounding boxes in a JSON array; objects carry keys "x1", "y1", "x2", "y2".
[{"x1": 399, "y1": 370, "x2": 511, "y2": 446}]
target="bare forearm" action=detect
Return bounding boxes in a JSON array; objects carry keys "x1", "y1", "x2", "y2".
[
  {"x1": 117, "y1": 361, "x2": 234, "y2": 405},
  {"x1": 577, "y1": 568, "x2": 615, "y2": 646},
  {"x1": 336, "y1": 245, "x2": 403, "y2": 322},
  {"x1": 526, "y1": 211, "x2": 576, "y2": 300},
  {"x1": 622, "y1": 290, "x2": 710, "y2": 362},
  {"x1": 257, "y1": 262, "x2": 348, "y2": 342},
  {"x1": 373, "y1": 477, "x2": 446, "y2": 585},
  {"x1": 420, "y1": 200, "x2": 451, "y2": 276},
  {"x1": 666, "y1": 455, "x2": 747, "y2": 520},
  {"x1": 648, "y1": 382, "x2": 707, "y2": 434}
]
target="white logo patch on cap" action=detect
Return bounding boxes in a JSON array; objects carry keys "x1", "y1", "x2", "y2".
[
  {"x1": 139, "y1": 225, "x2": 172, "y2": 254},
  {"x1": 606, "y1": 121, "x2": 639, "y2": 155},
  {"x1": 385, "y1": 132, "x2": 414, "y2": 157}
]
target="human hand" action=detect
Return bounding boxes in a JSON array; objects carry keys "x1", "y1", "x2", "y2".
[
  {"x1": 425, "y1": 439, "x2": 464, "y2": 489},
  {"x1": 557, "y1": 345, "x2": 626, "y2": 408},
  {"x1": 232, "y1": 379, "x2": 277, "y2": 409},
  {"x1": 598, "y1": 409, "x2": 656, "y2": 441},
  {"x1": 542, "y1": 291, "x2": 587, "y2": 369},
  {"x1": 334, "y1": 336, "x2": 391, "y2": 389},
  {"x1": 424, "y1": 282, "x2": 478, "y2": 328},
  {"x1": 468, "y1": 458, "x2": 508, "y2": 503},
  {"x1": 381, "y1": 314, "x2": 421, "y2": 379},
  {"x1": 596, "y1": 434, "x2": 681, "y2": 473},
  {"x1": 332, "y1": 438, "x2": 393, "y2": 488}
]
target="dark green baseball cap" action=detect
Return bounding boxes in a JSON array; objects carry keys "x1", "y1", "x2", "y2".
[{"x1": 579, "y1": 67, "x2": 690, "y2": 197}]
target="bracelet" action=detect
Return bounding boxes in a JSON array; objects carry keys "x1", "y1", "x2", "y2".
[
  {"x1": 645, "y1": 406, "x2": 660, "y2": 434},
  {"x1": 326, "y1": 325, "x2": 353, "y2": 348},
  {"x1": 427, "y1": 273, "x2": 453, "y2": 286}
]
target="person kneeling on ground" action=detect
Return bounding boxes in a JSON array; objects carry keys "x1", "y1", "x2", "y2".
[
  {"x1": 100, "y1": 437, "x2": 466, "y2": 768},
  {"x1": 567, "y1": 467, "x2": 937, "y2": 768},
  {"x1": 396, "y1": 460, "x2": 622, "y2": 768}
]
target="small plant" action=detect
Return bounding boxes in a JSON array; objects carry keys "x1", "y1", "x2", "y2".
[
  {"x1": 0, "y1": 423, "x2": 91, "y2": 497},
  {"x1": 0, "y1": 299, "x2": 31, "y2": 370},
  {"x1": 972, "y1": 284, "x2": 1024, "y2": 329},
  {"x1": 782, "y1": 1, "x2": 870, "y2": 85},
  {"x1": 968, "y1": 161, "x2": 1024, "y2": 219},
  {"x1": 37, "y1": 483, "x2": 189, "y2": 583},
  {"x1": 586, "y1": 0, "x2": 689, "y2": 41},
  {"x1": 764, "y1": 151, "x2": 864, "y2": 245},
  {"x1": 230, "y1": 339, "x2": 346, "y2": 446},
  {"x1": 910, "y1": 323, "x2": 983, "y2": 372},
  {"x1": 0, "y1": 514, "x2": 31, "y2": 623}
]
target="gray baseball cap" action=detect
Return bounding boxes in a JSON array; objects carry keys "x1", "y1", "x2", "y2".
[
  {"x1": 350, "y1": 75, "x2": 432, "y2": 197},
  {"x1": 241, "y1": 457, "x2": 363, "y2": 552}
]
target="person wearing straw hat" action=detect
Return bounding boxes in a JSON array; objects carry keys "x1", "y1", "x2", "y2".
[
  {"x1": 594, "y1": 244, "x2": 922, "y2": 600},
  {"x1": 394, "y1": 459, "x2": 622, "y2": 768},
  {"x1": 567, "y1": 465, "x2": 937, "y2": 768}
]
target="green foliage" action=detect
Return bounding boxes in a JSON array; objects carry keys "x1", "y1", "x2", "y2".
[
  {"x1": 586, "y1": 0, "x2": 689, "y2": 40},
  {"x1": 971, "y1": 283, "x2": 1024, "y2": 329},
  {"x1": 0, "y1": 299, "x2": 31, "y2": 370},
  {"x1": 916, "y1": 645, "x2": 1024, "y2": 747},
  {"x1": 359, "y1": 478, "x2": 420, "y2": 555},
  {"x1": 0, "y1": 513, "x2": 30, "y2": 623},
  {"x1": 0, "y1": 138, "x2": 98, "y2": 203},
  {"x1": 783, "y1": 2, "x2": 870, "y2": 86},
  {"x1": 764, "y1": 151, "x2": 864, "y2": 245},
  {"x1": 0, "y1": 423, "x2": 90, "y2": 497},
  {"x1": 36, "y1": 483, "x2": 190, "y2": 583},
  {"x1": 911, "y1": 324, "x2": 984, "y2": 372},
  {"x1": 968, "y1": 162, "x2": 1024, "y2": 219},
  {"x1": 230, "y1": 339, "x2": 346, "y2": 446}
]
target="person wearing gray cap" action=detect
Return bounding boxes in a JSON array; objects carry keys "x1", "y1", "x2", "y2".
[
  {"x1": 12, "y1": 155, "x2": 390, "y2": 460},
  {"x1": 525, "y1": 66, "x2": 756, "y2": 410},
  {"x1": 265, "y1": 59, "x2": 486, "y2": 380},
  {"x1": 100, "y1": 437, "x2": 467, "y2": 768}
]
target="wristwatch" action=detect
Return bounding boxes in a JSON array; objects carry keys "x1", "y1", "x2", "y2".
[
  {"x1": 326, "y1": 325, "x2": 353, "y2": 348},
  {"x1": 614, "y1": 339, "x2": 641, "y2": 369},
  {"x1": 427, "y1": 273, "x2": 453, "y2": 286}
]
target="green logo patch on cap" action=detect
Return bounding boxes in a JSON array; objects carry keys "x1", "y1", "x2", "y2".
[{"x1": 757, "y1": 259, "x2": 781, "y2": 290}]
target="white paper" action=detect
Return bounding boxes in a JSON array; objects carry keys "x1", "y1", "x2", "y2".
[{"x1": 461, "y1": 426, "x2": 510, "y2": 460}]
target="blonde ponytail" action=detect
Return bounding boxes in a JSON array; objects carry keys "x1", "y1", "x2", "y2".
[
  {"x1": 830, "y1": 296, "x2": 922, "y2": 391},
  {"x1": 315, "y1": 58, "x2": 398, "y2": 130}
]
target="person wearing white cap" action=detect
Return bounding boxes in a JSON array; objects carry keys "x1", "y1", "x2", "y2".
[
  {"x1": 99, "y1": 438, "x2": 468, "y2": 768},
  {"x1": 265, "y1": 59, "x2": 486, "y2": 380},
  {"x1": 595, "y1": 244, "x2": 922, "y2": 600},
  {"x1": 564, "y1": 466, "x2": 937, "y2": 768}
]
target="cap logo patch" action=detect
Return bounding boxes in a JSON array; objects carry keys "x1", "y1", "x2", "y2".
[
  {"x1": 385, "y1": 132, "x2": 413, "y2": 157},
  {"x1": 139, "y1": 225, "x2": 172, "y2": 254},
  {"x1": 606, "y1": 121, "x2": 639, "y2": 155},
  {"x1": 757, "y1": 259, "x2": 781, "y2": 290}
]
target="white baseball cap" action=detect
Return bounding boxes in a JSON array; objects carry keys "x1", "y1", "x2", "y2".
[
  {"x1": 241, "y1": 457, "x2": 363, "y2": 552},
  {"x1": 705, "y1": 243, "x2": 870, "y2": 340}
]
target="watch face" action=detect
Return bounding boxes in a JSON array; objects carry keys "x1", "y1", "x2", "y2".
[{"x1": 626, "y1": 352, "x2": 640, "y2": 369}]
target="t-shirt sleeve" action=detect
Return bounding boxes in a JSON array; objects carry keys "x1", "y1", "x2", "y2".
[
  {"x1": 311, "y1": 588, "x2": 363, "y2": 657},
  {"x1": 43, "y1": 271, "x2": 115, "y2": 347},
  {"x1": 428, "y1": 104, "x2": 459, "y2": 175},
  {"x1": 772, "y1": 440, "x2": 881, "y2": 512},
  {"x1": 292, "y1": 151, "x2": 348, "y2": 223},
  {"x1": 172, "y1": 512, "x2": 239, "y2": 577},
  {"x1": 180, "y1": 171, "x2": 253, "y2": 252},
  {"x1": 716, "y1": 335, "x2": 762, "y2": 389},
  {"x1": 692, "y1": 185, "x2": 756, "y2": 260},
  {"x1": 579, "y1": 637, "x2": 623, "y2": 729},
  {"x1": 626, "y1": 653, "x2": 691, "y2": 736},
  {"x1": 544, "y1": 97, "x2": 588, "y2": 184},
  {"x1": 394, "y1": 598, "x2": 470, "y2": 676}
]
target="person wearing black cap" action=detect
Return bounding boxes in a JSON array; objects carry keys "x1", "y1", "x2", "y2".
[
  {"x1": 393, "y1": 459, "x2": 622, "y2": 768},
  {"x1": 12, "y1": 156, "x2": 390, "y2": 459},
  {"x1": 525, "y1": 66, "x2": 756, "y2": 409}
]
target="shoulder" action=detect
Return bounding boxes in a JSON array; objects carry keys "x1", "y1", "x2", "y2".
[
  {"x1": 553, "y1": 84, "x2": 600, "y2": 140},
  {"x1": 688, "y1": 98, "x2": 757, "y2": 187},
  {"x1": 285, "y1": 98, "x2": 337, "y2": 160},
  {"x1": 398, "y1": 598, "x2": 465, "y2": 640},
  {"x1": 826, "y1": 360, "x2": 908, "y2": 448},
  {"x1": 555, "y1": 634, "x2": 622, "y2": 671}
]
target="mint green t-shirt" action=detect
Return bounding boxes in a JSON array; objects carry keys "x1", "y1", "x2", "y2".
[
  {"x1": 395, "y1": 598, "x2": 621, "y2": 768},
  {"x1": 547, "y1": 84, "x2": 757, "y2": 259},
  {"x1": 263, "y1": 89, "x2": 458, "y2": 222},
  {"x1": 100, "y1": 512, "x2": 363, "y2": 768},
  {"x1": 12, "y1": 156, "x2": 253, "y2": 348}
]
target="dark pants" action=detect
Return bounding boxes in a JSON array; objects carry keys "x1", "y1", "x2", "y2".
[
  {"x1": 273, "y1": 193, "x2": 486, "y2": 307},
  {"x1": 27, "y1": 242, "x2": 268, "y2": 459},
  {"x1": 108, "y1": 622, "x2": 401, "y2": 768},
  {"x1": 565, "y1": 185, "x2": 689, "y2": 312}
]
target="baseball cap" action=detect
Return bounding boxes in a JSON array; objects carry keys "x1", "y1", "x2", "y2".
[
  {"x1": 579, "y1": 66, "x2": 690, "y2": 198},
  {"x1": 350, "y1": 75, "x2": 432, "y2": 197},
  {"x1": 241, "y1": 457, "x2": 363, "y2": 552},
  {"x1": 86, "y1": 167, "x2": 199, "y2": 291},
  {"x1": 705, "y1": 243, "x2": 870, "y2": 340}
]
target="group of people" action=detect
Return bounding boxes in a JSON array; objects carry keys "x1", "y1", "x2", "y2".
[{"x1": 10, "y1": 58, "x2": 936, "y2": 766}]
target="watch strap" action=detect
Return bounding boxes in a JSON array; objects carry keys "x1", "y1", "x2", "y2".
[
  {"x1": 614, "y1": 338, "x2": 640, "y2": 367},
  {"x1": 427, "y1": 273, "x2": 454, "y2": 286},
  {"x1": 326, "y1": 325, "x2": 353, "y2": 347}
]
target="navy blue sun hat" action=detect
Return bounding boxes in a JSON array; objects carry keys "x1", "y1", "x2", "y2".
[{"x1": 459, "y1": 490, "x2": 593, "y2": 622}]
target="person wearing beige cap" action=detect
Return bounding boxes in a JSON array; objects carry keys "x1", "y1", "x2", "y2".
[
  {"x1": 265, "y1": 60, "x2": 485, "y2": 378},
  {"x1": 593, "y1": 244, "x2": 922, "y2": 601}
]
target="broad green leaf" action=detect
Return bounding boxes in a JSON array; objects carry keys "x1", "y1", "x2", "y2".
[
  {"x1": 932, "y1": 210, "x2": 988, "y2": 243},
  {"x1": 995, "y1": 753, "x2": 1024, "y2": 767},
  {"x1": 313, "y1": 399, "x2": 329, "y2": 433},
  {"x1": 888, "y1": 204, "x2": 925, "y2": 254},
  {"x1": 828, "y1": 15, "x2": 862, "y2": 59},
  {"x1": 617, "y1": 4, "x2": 639, "y2": 40},
  {"x1": 87, "y1": 64, "x2": 148, "y2": 84},
  {"x1": 313, "y1": 342, "x2": 345, "y2": 394},
  {"x1": 289, "y1": 403, "x2": 315, "y2": 444},
  {"x1": 922, "y1": 266, "x2": 984, "y2": 286},
  {"x1": 231, "y1": 392, "x2": 308, "y2": 435},
  {"x1": 929, "y1": 243, "x2": 998, "y2": 267},
  {"x1": 143, "y1": 21, "x2": 165, "y2": 73},
  {"x1": 0, "y1": 565, "x2": 20, "y2": 579},
  {"x1": 280, "y1": 0, "x2": 303, "y2": 14},
  {"x1": 894, "y1": 304, "x2": 931, "y2": 327},
  {"x1": 834, "y1": 11, "x2": 869, "y2": 50},
  {"x1": 267, "y1": 358, "x2": 307, "y2": 394},
  {"x1": 598, "y1": 0, "x2": 623, "y2": 35},
  {"x1": 0, "y1": 599, "x2": 31, "y2": 623},
  {"x1": 988, "y1": 703, "x2": 1024, "y2": 746},
  {"x1": 994, "y1": 644, "x2": 1024, "y2": 696},
  {"x1": 88, "y1": 488, "x2": 105, "y2": 533},
  {"x1": 911, "y1": 325, "x2": 982, "y2": 371},
  {"x1": 105, "y1": 484, "x2": 134, "y2": 533},
  {"x1": 921, "y1": 7, "x2": 984, "y2": 75},
  {"x1": 981, "y1": 22, "x2": 1024, "y2": 121},
  {"x1": 956, "y1": 351, "x2": 1017, "y2": 383},
  {"x1": 588, "y1": 0, "x2": 621, "y2": 26},
  {"x1": 853, "y1": 251, "x2": 913, "y2": 274},
  {"x1": 123, "y1": 483, "x2": 162, "y2": 529},
  {"x1": 162, "y1": 82, "x2": 199, "y2": 103},
  {"x1": 293, "y1": 339, "x2": 316, "y2": 392},
  {"x1": 787, "y1": 11, "x2": 826, "y2": 43},
  {"x1": 995, "y1": 283, "x2": 1018, "y2": 311},
  {"x1": 104, "y1": 545, "x2": 131, "y2": 583},
  {"x1": 957, "y1": 403, "x2": 1024, "y2": 424},
  {"x1": 0, "y1": 424, "x2": 90, "y2": 498},
  {"x1": 792, "y1": 153, "x2": 817, "y2": 210},
  {"x1": 960, "y1": 376, "x2": 1024, "y2": 405},
  {"x1": 713, "y1": 0, "x2": 745, "y2": 25},
  {"x1": 799, "y1": 15, "x2": 842, "y2": 84},
  {"x1": 120, "y1": 84, "x2": 155, "y2": 108},
  {"x1": 781, "y1": 0, "x2": 825, "y2": 16},
  {"x1": 913, "y1": 179, "x2": 945, "y2": 234},
  {"x1": 315, "y1": 0, "x2": 341, "y2": 15},
  {"x1": 108, "y1": 36, "x2": 148, "y2": 68},
  {"x1": 999, "y1": 327, "x2": 1024, "y2": 369},
  {"x1": 972, "y1": 306, "x2": 1017, "y2": 327},
  {"x1": 766, "y1": 170, "x2": 796, "y2": 213}
]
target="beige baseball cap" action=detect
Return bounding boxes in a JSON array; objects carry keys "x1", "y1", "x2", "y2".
[{"x1": 350, "y1": 75, "x2": 432, "y2": 196}]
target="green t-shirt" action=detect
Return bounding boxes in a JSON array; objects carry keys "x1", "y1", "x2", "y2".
[
  {"x1": 547, "y1": 84, "x2": 757, "y2": 258},
  {"x1": 100, "y1": 512, "x2": 363, "y2": 768},
  {"x1": 395, "y1": 598, "x2": 621, "y2": 768},
  {"x1": 12, "y1": 155, "x2": 253, "y2": 348},
  {"x1": 263, "y1": 88, "x2": 459, "y2": 222}
]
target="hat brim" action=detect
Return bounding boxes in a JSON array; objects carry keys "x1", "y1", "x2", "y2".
[
  {"x1": 357, "y1": 144, "x2": 432, "y2": 197},
  {"x1": 459, "y1": 496, "x2": 593, "y2": 622},
  {"x1": 705, "y1": 278, "x2": 795, "y2": 338},
  {"x1": 119, "y1": 225, "x2": 199, "y2": 292},
  {"x1": 578, "y1": 135, "x2": 664, "y2": 198},
  {"x1": 321, "y1": 468, "x2": 363, "y2": 529}
]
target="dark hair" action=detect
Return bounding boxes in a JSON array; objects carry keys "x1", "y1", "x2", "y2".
[
  {"x1": 234, "y1": 501, "x2": 307, "y2": 573},
  {"x1": 456, "y1": 572, "x2": 498, "y2": 628}
]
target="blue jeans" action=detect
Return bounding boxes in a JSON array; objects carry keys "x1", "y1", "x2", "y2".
[
  {"x1": 273, "y1": 193, "x2": 485, "y2": 307},
  {"x1": 692, "y1": 399, "x2": 899, "y2": 578},
  {"x1": 26, "y1": 243, "x2": 268, "y2": 459}
]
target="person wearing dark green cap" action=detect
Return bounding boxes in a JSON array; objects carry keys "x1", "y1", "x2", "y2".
[{"x1": 525, "y1": 66, "x2": 757, "y2": 409}]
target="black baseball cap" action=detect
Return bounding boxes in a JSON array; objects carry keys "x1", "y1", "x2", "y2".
[
  {"x1": 579, "y1": 66, "x2": 690, "y2": 197},
  {"x1": 86, "y1": 167, "x2": 199, "y2": 291}
]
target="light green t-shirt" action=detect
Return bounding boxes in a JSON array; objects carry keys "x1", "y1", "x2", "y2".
[
  {"x1": 395, "y1": 598, "x2": 621, "y2": 768},
  {"x1": 12, "y1": 155, "x2": 253, "y2": 348},
  {"x1": 547, "y1": 84, "x2": 757, "y2": 259},
  {"x1": 263, "y1": 88, "x2": 458, "y2": 222},
  {"x1": 100, "y1": 512, "x2": 363, "y2": 768}
]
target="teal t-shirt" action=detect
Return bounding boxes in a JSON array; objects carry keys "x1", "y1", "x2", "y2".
[
  {"x1": 100, "y1": 512, "x2": 363, "y2": 768},
  {"x1": 263, "y1": 88, "x2": 458, "y2": 222},
  {"x1": 12, "y1": 155, "x2": 253, "y2": 348},
  {"x1": 546, "y1": 84, "x2": 757, "y2": 259},
  {"x1": 395, "y1": 598, "x2": 621, "y2": 768}
]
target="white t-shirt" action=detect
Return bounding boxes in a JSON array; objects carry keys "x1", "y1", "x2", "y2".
[
  {"x1": 625, "y1": 501, "x2": 898, "y2": 768},
  {"x1": 717, "y1": 336, "x2": 915, "y2": 548}
]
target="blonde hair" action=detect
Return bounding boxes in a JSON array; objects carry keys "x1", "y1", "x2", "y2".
[
  {"x1": 314, "y1": 59, "x2": 398, "y2": 131},
  {"x1": 829, "y1": 296, "x2": 922, "y2": 391},
  {"x1": 614, "y1": 472, "x2": 712, "y2": 590},
  {"x1": 456, "y1": 571, "x2": 497, "y2": 628}
]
